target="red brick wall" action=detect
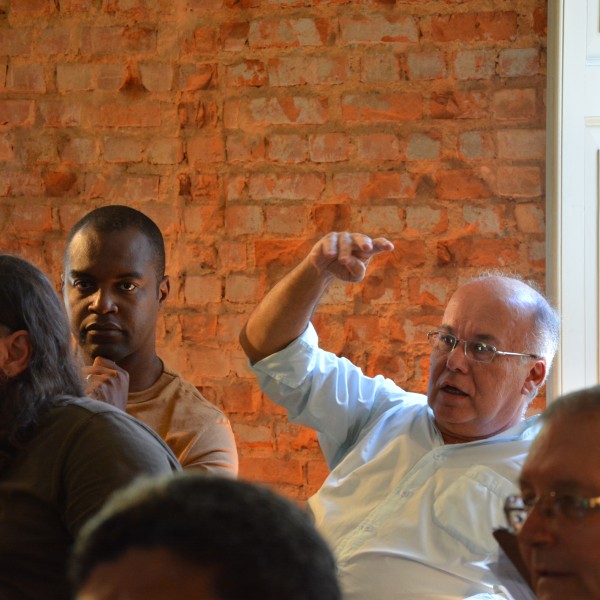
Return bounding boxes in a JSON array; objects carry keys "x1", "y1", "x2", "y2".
[{"x1": 0, "y1": 0, "x2": 548, "y2": 501}]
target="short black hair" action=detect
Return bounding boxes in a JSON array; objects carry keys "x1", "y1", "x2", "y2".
[
  {"x1": 65, "y1": 205, "x2": 166, "y2": 280},
  {"x1": 70, "y1": 474, "x2": 341, "y2": 600}
]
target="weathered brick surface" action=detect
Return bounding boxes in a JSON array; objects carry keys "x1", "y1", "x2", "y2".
[{"x1": 0, "y1": 0, "x2": 548, "y2": 502}]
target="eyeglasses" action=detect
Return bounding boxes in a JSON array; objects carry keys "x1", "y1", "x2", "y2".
[
  {"x1": 427, "y1": 331, "x2": 540, "y2": 364},
  {"x1": 504, "y1": 492, "x2": 600, "y2": 533}
]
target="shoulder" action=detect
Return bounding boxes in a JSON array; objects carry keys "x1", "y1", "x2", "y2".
[{"x1": 159, "y1": 364, "x2": 229, "y2": 418}]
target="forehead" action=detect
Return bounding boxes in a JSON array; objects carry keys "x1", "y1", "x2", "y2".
[
  {"x1": 442, "y1": 279, "x2": 530, "y2": 342},
  {"x1": 521, "y1": 414, "x2": 600, "y2": 491},
  {"x1": 66, "y1": 227, "x2": 157, "y2": 276}
]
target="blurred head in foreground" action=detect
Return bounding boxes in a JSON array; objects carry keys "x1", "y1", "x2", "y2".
[{"x1": 70, "y1": 474, "x2": 341, "y2": 600}]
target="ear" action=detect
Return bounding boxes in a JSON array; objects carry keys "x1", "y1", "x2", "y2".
[
  {"x1": 3, "y1": 330, "x2": 33, "y2": 378},
  {"x1": 521, "y1": 358, "x2": 547, "y2": 398},
  {"x1": 158, "y1": 275, "x2": 170, "y2": 307}
]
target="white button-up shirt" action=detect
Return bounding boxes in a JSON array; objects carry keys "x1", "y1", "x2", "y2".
[{"x1": 251, "y1": 324, "x2": 540, "y2": 600}]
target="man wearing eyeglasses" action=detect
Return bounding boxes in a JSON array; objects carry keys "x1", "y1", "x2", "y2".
[
  {"x1": 505, "y1": 385, "x2": 600, "y2": 599},
  {"x1": 240, "y1": 232, "x2": 560, "y2": 600}
]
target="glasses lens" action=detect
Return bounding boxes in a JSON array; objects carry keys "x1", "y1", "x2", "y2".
[
  {"x1": 465, "y1": 341, "x2": 496, "y2": 363},
  {"x1": 504, "y1": 495, "x2": 528, "y2": 533},
  {"x1": 428, "y1": 332, "x2": 455, "y2": 352}
]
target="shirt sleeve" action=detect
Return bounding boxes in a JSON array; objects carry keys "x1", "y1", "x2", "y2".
[
  {"x1": 60, "y1": 410, "x2": 181, "y2": 535},
  {"x1": 178, "y1": 414, "x2": 239, "y2": 476},
  {"x1": 251, "y1": 323, "x2": 425, "y2": 467}
]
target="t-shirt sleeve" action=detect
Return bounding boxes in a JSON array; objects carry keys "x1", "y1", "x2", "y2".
[
  {"x1": 178, "y1": 414, "x2": 238, "y2": 476},
  {"x1": 60, "y1": 410, "x2": 181, "y2": 535}
]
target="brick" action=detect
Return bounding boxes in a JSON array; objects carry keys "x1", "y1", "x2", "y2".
[
  {"x1": 431, "y1": 91, "x2": 489, "y2": 119},
  {"x1": 8, "y1": 204, "x2": 53, "y2": 231},
  {"x1": 39, "y1": 100, "x2": 81, "y2": 127},
  {"x1": 339, "y1": 14, "x2": 418, "y2": 43},
  {"x1": 239, "y1": 456, "x2": 304, "y2": 486},
  {"x1": 218, "y1": 241, "x2": 248, "y2": 271},
  {"x1": 356, "y1": 133, "x2": 400, "y2": 161},
  {"x1": 235, "y1": 96, "x2": 329, "y2": 127},
  {"x1": 177, "y1": 63, "x2": 216, "y2": 91},
  {"x1": 227, "y1": 133, "x2": 266, "y2": 162},
  {"x1": 492, "y1": 88, "x2": 537, "y2": 120},
  {"x1": 43, "y1": 170, "x2": 79, "y2": 197},
  {"x1": 220, "y1": 21, "x2": 250, "y2": 52},
  {"x1": 89, "y1": 101, "x2": 161, "y2": 127},
  {"x1": 333, "y1": 172, "x2": 417, "y2": 201},
  {"x1": 37, "y1": 27, "x2": 72, "y2": 55},
  {"x1": 498, "y1": 48, "x2": 540, "y2": 78},
  {"x1": 431, "y1": 12, "x2": 518, "y2": 42},
  {"x1": 249, "y1": 18, "x2": 328, "y2": 49},
  {"x1": 96, "y1": 64, "x2": 128, "y2": 90},
  {"x1": 220, "y1": 382, "x2": 263, "y2": 414},
  {"x1": 184, "y1": 274, "x2": 222, "y2": 304},
  {"x1": 515, "y1": 202, "x2": 545, "y2": 233},
  {"x1": 56, "y1": 64, "x2": 93, "y2": 91},
  {"x1": 356, "y1": 206, "x2": 402, "y2": 232},
  {"x1": 435, "y1": 170, "x2": 491, "y2": 200},
  {"x1": 497, "y1": 129, "x2": 545, "y2": 160},
  {"x1": 139, "y1": 62, "x2": 174, "y2": 92},
  {"x1": 225, "y1": 274, "x2": 262, "y2": 303},
  {"x1": 407, "y1": 133, "x2": 440, "y2": 160},
  {"x1": 437, "y1": 238, "x2": 520, "y2": 267},
  {"x1": 81, "y1": 26, "x2": 156, "y2": 56},
  {"x1": 342, "y1": 92, "x2": 422, "y2": 123},
  {"x1": 408, "y1": 277, "x2": 449, "y2": 309},
  {"x1": 268, "y1": 56, "x2": 349, "y2": 86},
  {"x1": 266, "y1": 134, "x2": 307, "y2": 163},
  {"x1": 5, "y1": 64, "x2": 45, "y2": 92},
  {"x1": 311, "y1": 204, "x2": 352, "y2": 233},
  {"x1": 459, "y1": 131, "x2": 496, "y2": 160},
  {"x1": 248, "y1": 172, "x2": 325, "y2": 201},
  {"x1": 59, "y1": 138, "x2": 97, "y2": 163},
  {"x1": 406, "y1": 51, "x2": 446, "y2": 80},
  {"x1": 533, "y1": 7, "x2": 547, "y2": 37},
  {"x1": 265, "y1": 204, "x2": 308, "y2": 235},
  {"x1": 309, "y1": 132, "x2": 350, "y2": 163},
  {"x1": 183, "y1": 204, "x2": 224, "y2": 234},
  {"x1": 454, "y1": 49, "x2": 497, "y2": 80},
  {"x1": 0, "y1": 28, "x2": 32, "y2": 55},
  {"x1": 0, "y1": 133, "x2": 14, "y2": 161},
  {"x1": 405, "y1": 205, "x2": 447, "y2": 235},
  {"x1": 187, "y1": 346, "x2": 230, "y2": 379},
  {"x1": 360, "y1": 51, "x2": 401, "y2": 83},
  {"x1": 225, "y1": 205, "x2": 264, "y2": 234},
  {"x1": 8, "y1": 0, "x2": 56, "y2": 18},
  {"x1": 496, "y1": 166, "x2": 542, "y2": 197},
  {"x1": 186, "y1": 134, "x2": 225, "y2": 165},
  {"x1": 103, "y1": 137, "x2": 142, "y2": 162},
  {"x1": 0, "y1": 100, "x2": 35, "y2": 129},
  {"x1": 463, "y1": 205, "x2": 502, "y2": 234},
  {"x1": 232, "y1": 423, "x2": 274, "y2": 449},
  {"x1": 0, "y1": 172, "x2": 43, "y2": 197},
  {"x1": 179, "y1": 314, "x2": 218, "y2": 343},
  {"x1": 147, "y1": 139, "x2": 183, "y2": 165},
  {"x1": 226, "y1": 60, "x2": 267, "y2": 87}
]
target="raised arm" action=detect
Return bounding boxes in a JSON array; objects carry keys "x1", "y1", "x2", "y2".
[{"x1": 239, "y1": 232, "x2": 394, "y2": 364}]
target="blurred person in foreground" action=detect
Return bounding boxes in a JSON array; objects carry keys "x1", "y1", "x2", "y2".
[
  {"x1": 507, "y1": 384, "x2": 600, "y2": 600},
  {"x1": 62, "y1": 205, "x2": 238, "y2": 474},
  {"x1": 0, "y1": 254, "x2": 180, "y2": 600},
  {"x1": 239, "y1": 231, "x2": 560, "y2": 600},
  {"x1": 70, "y1": 473, "x2": 341, "y2": 600}
]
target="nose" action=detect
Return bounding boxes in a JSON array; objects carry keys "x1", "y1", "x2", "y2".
[
  {"x1": 517, "y1": 503, "x2": 555, "y2": 546},
  {"x1": 445, "y1": 340, "x2": 469, "y2": 373},
  {"x1": 88, "y1": 287, "x2": 117, "y2": 314}
]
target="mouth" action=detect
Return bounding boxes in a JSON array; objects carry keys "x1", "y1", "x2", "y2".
[
  {"x1": 83, "y1": 322, "x2": 123, "y2": 336},
  {"x1": 440, "y1": 384, "x2": 468, "y2": 396}
]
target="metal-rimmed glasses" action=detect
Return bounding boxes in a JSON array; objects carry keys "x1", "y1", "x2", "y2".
[
  {"x1": 504, "y1": 492, "x2": 600, "y2": 534},
  {"x1": 427, "y1": 331, "x2": 541, "y2": 364}
]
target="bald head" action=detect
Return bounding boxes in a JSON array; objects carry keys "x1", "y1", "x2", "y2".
[{"x1": 454, "y1": 275, "x2": 559, "y2": 374}]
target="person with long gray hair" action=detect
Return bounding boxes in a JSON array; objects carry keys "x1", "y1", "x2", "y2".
[{"x1": 0, "y1": 254, "x2": 180, "y2": 600}]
